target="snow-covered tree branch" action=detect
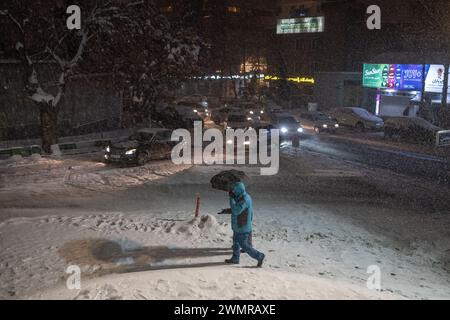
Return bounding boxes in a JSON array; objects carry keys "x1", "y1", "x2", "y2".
[{"x1": 0, "y1": 0, "x2": 154, "y2": 152}]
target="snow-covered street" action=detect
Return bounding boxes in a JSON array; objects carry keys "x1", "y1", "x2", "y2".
[
  {"x1": 3, "y1": 0, "x2": 450, "y2": 308},
  {"x1": 1, "y1": 148, "x2": 449, "y2": 300}
]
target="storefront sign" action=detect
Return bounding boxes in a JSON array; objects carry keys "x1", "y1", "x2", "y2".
[
  {"x1": 277, "y1": 17, "x2": 325, "y2": 34},
  {"x1": 264, "y1": 75, "x2": 315, "y2": 84}
]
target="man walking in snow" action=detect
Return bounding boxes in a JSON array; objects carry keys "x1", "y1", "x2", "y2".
[{"x1": 219, "y1": 182, "x2": 265, "y2": 267}]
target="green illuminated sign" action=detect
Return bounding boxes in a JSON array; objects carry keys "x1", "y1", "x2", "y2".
[
  {"x1": 277, "y1": 17, "x2": 325, "y2": 34},
  {"x1": 363, "y1": 64, "x2": 389, "y2": 88}
]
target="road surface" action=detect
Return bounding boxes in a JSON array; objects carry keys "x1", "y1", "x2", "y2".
[{"x1": 286, "y1": 132, "x2": 450, "y2": 184}]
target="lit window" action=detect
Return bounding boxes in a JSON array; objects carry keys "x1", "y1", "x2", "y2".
[
  {"x1": 227, "y1": 6, "x2": 240, "y2": 13},
  {"x1": 161, "y1": 5, "x2": 174, "y2": 13}
]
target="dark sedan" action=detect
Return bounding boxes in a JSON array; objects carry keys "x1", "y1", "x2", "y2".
[
  {"x1": 299, "y1": 112, "x2": 340, "y2": 134},
  {"x1": 105, "y1": 128, "x2": 175, "y2": 165},
  {"x1": 271, "y1": 116, "x2": 304, "y2": 140}
]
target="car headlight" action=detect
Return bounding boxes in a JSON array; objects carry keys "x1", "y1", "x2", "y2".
[
  {"x1": 323, "y1": 124, "x2": 328, "y2": 129},
  {"x1": 106, "y1": 146, "x2": 110, "y2": 153},
  {"x1": 297, "y1": 128, "x2": 304, "y2": 133},
  {"x1": 281, "y1": 127, "x2": 288, "y2": 134},
  {"x1": 335, "y1": 124, "x2": 339, "y2": 128},
  {"x1": 125, "y1": 149, "x2": 137, "y2": 155}
]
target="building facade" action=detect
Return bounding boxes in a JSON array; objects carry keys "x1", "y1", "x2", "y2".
[
  {"x1": 272, "y1": 0, "x2": 450, "y2": 114},
  {"x1": 156, "y1": 0, "x2": 278, "y2": 98}
]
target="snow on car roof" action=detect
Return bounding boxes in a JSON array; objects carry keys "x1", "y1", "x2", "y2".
[{"x1": 386, "y1": 117, "x2": 441, "y2": 130}]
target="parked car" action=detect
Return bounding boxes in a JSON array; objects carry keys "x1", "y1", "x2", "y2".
[
  {"x1": 330, "y1": 107, "x2": 384, "y2": 132},
  {"x1": 384, "y1": 117, "x2": 442, "y2": 145},
  {"x1": 299, "y1": 111, "x2": 340, "y2": 134},
  {"x1": 105, "y1": 128, "x2": 175, "y2": 165},
  {"x1": 271, "y1": 115, "x2": 304, "y2": 140}
]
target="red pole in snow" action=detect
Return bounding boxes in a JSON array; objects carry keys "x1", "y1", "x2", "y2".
[{"x1": 195, "y1": 194, "x2": 201, "y2": 218}]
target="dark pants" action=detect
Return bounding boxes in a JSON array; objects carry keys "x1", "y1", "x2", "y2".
[
  {"x1": 232, "y1": 232, "x2": 252, "y2": 249},
  {"x1": 231, "y1": 232, "x2": 264, "y2": 263}
]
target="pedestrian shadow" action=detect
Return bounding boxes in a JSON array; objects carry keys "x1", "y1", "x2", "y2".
[{"x1": 59, "y1": 239, "x2": 232, "y2": 277}]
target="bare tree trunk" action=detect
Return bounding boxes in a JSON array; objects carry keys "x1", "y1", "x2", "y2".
[{"x1": 39, "y1": 103, "x2": 58, "y2": 154}]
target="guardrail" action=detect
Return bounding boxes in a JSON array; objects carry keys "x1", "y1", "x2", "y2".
[
  {"x1": 0, "y1": 139, "x2": 114, "y2": 160},
  {"x1": 0, "y1": 145, "x2": 43, "y2": 159},
  {"x1": 0, "y1": 128, "x2": 133, "y2": 160}
]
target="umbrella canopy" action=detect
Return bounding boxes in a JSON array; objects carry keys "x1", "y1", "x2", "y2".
[{"x1": 210, "y1": 170, "x2": 250, "y2": 192}]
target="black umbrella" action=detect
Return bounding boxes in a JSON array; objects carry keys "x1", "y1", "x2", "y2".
[{"x1": 210, "y1": 170, "x2": 250, "y2": 192}]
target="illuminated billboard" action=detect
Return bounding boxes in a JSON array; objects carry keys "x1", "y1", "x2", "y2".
[
  {"x1": 363, "y1": 64, "x2": 388, "y2": 89},
  {"x1": 424, "y1": 64, "x2": 450, "y2": 93},
  {"x1": 276, "y1": 17, "x2": 325, "y2": 34},
  {"x1": 363, "y1": 64, "x2": 423, "y2": 91}
]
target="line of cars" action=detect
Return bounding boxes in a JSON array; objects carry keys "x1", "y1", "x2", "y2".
[
  {"x1": 104, "y1": 99, "x2": 443, "y2": 166},
  {"x1": 216, "y1": 104, "x2": 442, "y2": 147},
  {"x1": 330, "y1": 107, "x2": 443, "y2": 145}
]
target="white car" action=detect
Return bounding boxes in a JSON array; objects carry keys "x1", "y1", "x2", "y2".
[{"x1": 330, "y1": 107, "x2": 384, "y2": 132}]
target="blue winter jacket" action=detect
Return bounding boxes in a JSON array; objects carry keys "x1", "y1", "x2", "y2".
[{"x1": 229, "y1": 182, "x2": 253, "y2": 234}]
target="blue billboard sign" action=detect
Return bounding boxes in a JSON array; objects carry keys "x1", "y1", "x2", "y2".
[
  {"x1": 363, "y1": 64, "x2": 423, "y2": 91},
  {"x1": 396, "y1": 64, "x2": 423, "y2": 91}
]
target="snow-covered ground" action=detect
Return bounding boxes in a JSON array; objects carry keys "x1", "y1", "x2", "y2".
[{"x1": 0, "y1": 150, "x2": 449, "y2": 300}]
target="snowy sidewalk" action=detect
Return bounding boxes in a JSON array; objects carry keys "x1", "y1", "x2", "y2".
[
  {"x1": 1, "y1": 150, "x2": 450, "y2": 300},
  {"x1": 30, "y1": 266, "x2": 399, "y2": 300}
]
